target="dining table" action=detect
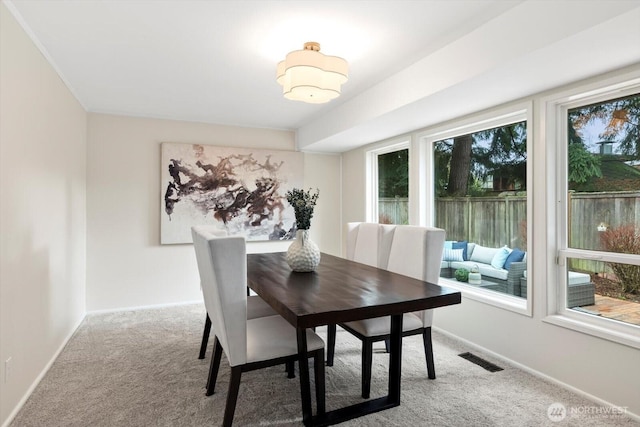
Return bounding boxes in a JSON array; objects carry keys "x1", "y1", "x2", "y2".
[{"x1": 247, "y1": 251, "x2": 462, "y2": 426}]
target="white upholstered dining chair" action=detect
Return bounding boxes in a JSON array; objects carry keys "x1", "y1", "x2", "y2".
[
  {"x1": 329, "y1": 223, "x2": 445, "y2": 399},
  {"x1": 327, "y1": 222, "x2": 396, "y2": 367},
  {"x1": 191, "y1": 226, "x2": 325, "y2": 426},
  {"x1": 345, "y1": 222, "x2": 396, "y2": 268},
  {"x1": 196, "y1": 227, "x2": 275, "y2": 360}
]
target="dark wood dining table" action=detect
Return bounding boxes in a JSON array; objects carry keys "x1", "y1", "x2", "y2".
[{"x1": 247, "y1": 252, "x2": 461, "y2": 426}]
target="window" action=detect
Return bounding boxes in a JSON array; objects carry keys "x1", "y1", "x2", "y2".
[
  {"x1": 419, "y1": 105, "x2": 531, "y2": 313},
  {"x1": 369, "y1": 142, "x2": 409, "y2": 224},
  {"x1": 551, "y1": 76, "x2": 640, "y2": 348},
  {"x1": 562, "y1": 93, "x2": 640, "y2": 326}
]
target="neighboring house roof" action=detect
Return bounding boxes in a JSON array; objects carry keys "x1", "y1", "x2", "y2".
[{"x1": 571, "y1": 155, "x2": 640, "y2": 192}]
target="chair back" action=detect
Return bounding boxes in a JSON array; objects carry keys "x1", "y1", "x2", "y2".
[
  {"x1": 192, "y1": 226, "x2": 248, "y2": 366},
  {"x1": 346, "y1": 222, "x2": 396, "y2": 268},
  {"x1": 387, "y1": 225, "x2": 446, "y2": 325}
]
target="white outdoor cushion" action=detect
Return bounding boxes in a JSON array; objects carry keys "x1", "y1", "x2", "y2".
[
  {"x1": 343, "y1": 313, "x2": 423, "y2": 337},
  {"x1": 568, "y1": 272, "x2": 591, "y2": 285},
  {"x1": 246, "y1": 315, "x2": 324, "y2": 364},
  {"x1": 522, "y1": 270, "x2": 590, "y2": 285},
  {"x1": 466, "y1": 243, "x2": 476, "y2": 260},
  {"x1": 450, "y1": 261, "x2": 509, "y2": 281},
  {"x1": 470, "y1": 245, "x2": 500, "y2": 265}
]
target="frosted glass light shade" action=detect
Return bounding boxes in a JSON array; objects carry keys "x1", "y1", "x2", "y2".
[{"x1": 276, "y1": 42, "x2": 348, "y2": 104}]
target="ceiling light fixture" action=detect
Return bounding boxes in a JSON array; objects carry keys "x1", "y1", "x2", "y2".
[{"x1": 276, "y1": 42, "x2": 348, "y2": 104}]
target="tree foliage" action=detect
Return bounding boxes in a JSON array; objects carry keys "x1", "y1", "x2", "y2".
[
  {"x1": 378, "y1": 149, "x2": 408, "y2": 198},
  {"x1": 567, "y1": 93, "x2": 640, "y2": 186},
  {"x1": 435, "y1": 121, "x2": 527, "y2": 196},
  {"x1": 569, "y1": 94, "x2": 640, "y2": 156},
  {"x1": 567, "y1": 141, "x2": 601, "y2": 184}
]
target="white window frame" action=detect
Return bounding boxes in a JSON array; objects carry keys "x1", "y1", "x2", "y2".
[
  {"x1": 417, "y1": 102, "x2": 533, "y2": 316},
  {"x1": 544, "y1": 72, "x2": 640, "y2": 349},
  {"x1": 366, "y1": 139, "x2": 411, "y2": 223}
]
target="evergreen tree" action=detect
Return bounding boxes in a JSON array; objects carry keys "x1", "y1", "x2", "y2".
[{"x1": 378, "y1": 149, "x2": 408, "y2": 198}]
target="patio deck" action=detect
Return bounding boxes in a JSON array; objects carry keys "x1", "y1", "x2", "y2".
[{"x1": 580, "y1": 294, "x2": 640, "y2": 326}]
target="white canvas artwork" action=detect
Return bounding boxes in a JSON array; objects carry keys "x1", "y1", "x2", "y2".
[{"x1": 161, "y1": 142, "x2": 304, "y2": 244}]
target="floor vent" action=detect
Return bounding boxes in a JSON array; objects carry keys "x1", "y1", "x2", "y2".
[{"x1": 459, "y1": 352, "x2": 503, "y2": 372}]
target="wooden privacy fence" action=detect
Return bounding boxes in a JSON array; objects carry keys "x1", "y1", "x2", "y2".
[
  {"x1": 379, "y1": 197, "x2": 410, "y2": 224},
  {"x1": 435, "y1": 195, "x2": 527, "y2": 249},
  {"x1": 378, "y1": 196, "x2": 527, "y2": 246},
  {"x1": 569, "y1": 191, "x2": 640, "y2": 272},
  {"x1": 380, "y1": 191, "x2": 640, "y2": 274}
]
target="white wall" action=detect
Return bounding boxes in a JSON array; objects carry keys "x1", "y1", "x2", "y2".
[
  {"x1": 340, "y1": 68, "x2": 640, "y2": 416},
  {"x1": 0, "y1": 4, "x2": 87, "y2": 425},
  {"x1": 86, "y1": 114, "x2": 341, "y2": 311},
  {"x1": 342, "y1": 148, "x2": 367, "y2": 224}
]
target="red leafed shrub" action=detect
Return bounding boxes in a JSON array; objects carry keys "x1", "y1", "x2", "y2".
[
  {"x1": 599, "y1": 225, "x2": 640, "y2": 294},
  {"x1": 378, "y1": 213, "x2": 393, "y2": 224}
]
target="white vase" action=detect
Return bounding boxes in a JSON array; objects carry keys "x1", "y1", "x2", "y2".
[{"x1": 286, "y1": 229, "x2": 321, "y2": 272}]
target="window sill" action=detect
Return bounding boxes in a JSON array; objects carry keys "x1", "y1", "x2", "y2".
[
  {"x1": 543, "y1": 312, "x2": 640, "y2": 350},
  {"x1": 439, "y1": 277, "x2": 531, "y2": 316}
]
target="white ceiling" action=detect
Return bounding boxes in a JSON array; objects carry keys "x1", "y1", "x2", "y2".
[{"x1": 6, "y1": 0, "x2": 640, "y2": 152}]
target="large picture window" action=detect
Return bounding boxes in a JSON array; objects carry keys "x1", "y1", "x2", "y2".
[
  {"x1": 420, "y1": 106, "x2": 530, "y2": 311},
  {"x1": 433, "y1": 120, "x2": 528, "y2": 299}
]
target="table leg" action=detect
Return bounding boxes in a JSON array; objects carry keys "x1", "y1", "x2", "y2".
[
  {"x1": 309, "y1": 314, "x2": 404, "y2": 426},
  {"x1": 296, "y1": 328, "x2": 313, "y2": 424},
  {"x1": 388, "y1": 314, "x2": 403, "y2": 403}
]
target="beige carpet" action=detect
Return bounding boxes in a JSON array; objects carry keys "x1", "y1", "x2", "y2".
[{"x1": 9, "y1": 304, "x2": 638, "y2": 426}]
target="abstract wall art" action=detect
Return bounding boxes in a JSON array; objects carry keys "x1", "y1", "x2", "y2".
[{"x1": 161, "y1": 142, "x2": 303, "y2": 244}]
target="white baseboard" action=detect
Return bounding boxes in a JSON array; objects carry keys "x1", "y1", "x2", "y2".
[
  {"x1": 433, "y1": 326, "x2": 640, "y2": 422},
  {"x1": 2, "y1": 313, "x2": 86, "y2": 427},
  {"x1": 86, "y1": 299, "x2": 203, "y2": 315}
]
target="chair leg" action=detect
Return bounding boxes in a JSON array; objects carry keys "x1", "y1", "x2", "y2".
[
  {"x1": 199, "y1": 314, "x2": 211, "y2": 359},
  {"x1": 286, "y1": 360, "x2": 296, "y2": 378},
  {"x1": 206, "y1": 337, "x2": 223, "y2": 396},
  {"x1": 313, "y1": 349, "x2": 326, "y2": 414},
  {"x1": 422, "y1": 327, "x2": 436, "y2": 380},
  {"x1": 223, "y1": 366, "x2": 242, "y2": 427},
  {"x1": 362, "y1": 339, "x2": 373, "y2": 399},
  {"x1": 326, "y1": 324, "x2": 336, "y2": 366}
]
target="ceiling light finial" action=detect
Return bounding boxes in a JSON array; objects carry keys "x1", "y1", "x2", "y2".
[{"x1": 276, "y1": 41, "x2": 348, "y2": 104}]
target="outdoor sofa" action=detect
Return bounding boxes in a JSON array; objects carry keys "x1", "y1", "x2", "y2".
[
  {"x1": 440, "y1": 242, "x2": 527, "y2": 296},
  {"x1": 441, "y1": 241, "x2": 595, "y2": 306}
]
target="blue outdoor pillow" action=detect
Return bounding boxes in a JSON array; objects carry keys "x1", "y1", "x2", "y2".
[
  {"x1": 503, "y1": 248, "x2": 526, "y2": 270},
  {"x1": 452, "y1": 241, "x2": 468, "y2": 260}
]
